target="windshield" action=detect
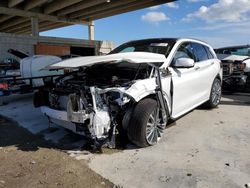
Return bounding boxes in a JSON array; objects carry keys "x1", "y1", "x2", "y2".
[
  {"x1": 110, "y1": 40, "x2": 176, "y2": 57},
  {"x1": 215, "y1": 46, "x2": 250, "y2": 56}
]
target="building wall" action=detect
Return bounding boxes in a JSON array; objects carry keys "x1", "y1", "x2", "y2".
[
  {"x1": 0, "y1": 32, "x2": 114, "y2": 62},
  {"x1": 35, "y1": 44, "x2": 70, "y2": 56}
]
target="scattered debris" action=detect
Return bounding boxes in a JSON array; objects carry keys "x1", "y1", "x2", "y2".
[
  {"x1": 187, "y1": 173, "x2": 192, "y2": 177},
  {"x1": 30, "y1": 160, "x2": 36, "y2": 164},
  {"x1": 159, "y1": 176, "x2": 171, "y2": 182},
  {"x1": 245, "y1": 183, "x2": 250, "y2": 188},
  {"x1": 0, "y1": 180, "x2": 5, "y2": 188},
  {"x1": 38, "y1": 180, "x2": 48, "y2": 185},
  {"x1": 101, "y1": 181, "x2": 106, "y2": 185},
  {"x1": 225, "y1": 163, "x2": 230, "y2": 166},
  {"x1": 113, "y1": 185, "x2": 123, "y2": 188}
]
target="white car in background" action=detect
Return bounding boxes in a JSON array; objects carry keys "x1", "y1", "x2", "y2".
[
  {"x1": 215, "y1": 45, "x2": 250, "y2": 91},
  {"x1": 34, "y1": 38, "x2": 222, "y2": 148}
]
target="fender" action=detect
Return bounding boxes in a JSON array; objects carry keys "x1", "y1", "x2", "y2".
[{"x1": 124, "y1": 77, "x2": 172, "y2": 115}]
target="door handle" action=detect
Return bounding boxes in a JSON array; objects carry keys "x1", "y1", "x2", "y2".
[{"x1": 195, "y1": 66, "x2": 200, "y2": 70}]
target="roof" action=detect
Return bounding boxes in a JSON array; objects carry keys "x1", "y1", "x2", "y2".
[
  {"x1": 120, "y1": 38, "x2": 179, "y2": 44},
  {"x1": 0, "y1": 0, "x2": 175, "y2": 35}
]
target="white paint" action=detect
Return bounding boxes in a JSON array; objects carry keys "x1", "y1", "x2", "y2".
[
  {"x1": 42, "y1": 38, "x2": 222, "y2": 139},
  {"x1": 20, "y1": 55, "x2": 63, "y2": 87},
  {"x1": 48, "y1": 52, "x2": 167, "y2": 69}
]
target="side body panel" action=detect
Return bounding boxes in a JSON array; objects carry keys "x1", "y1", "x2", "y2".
[
  {"x1": 165, "y1": 39, "x2": 221, "y2": 119},
  {"x1": 170, "y1": 60, "x2": 221, "y2": 119}
]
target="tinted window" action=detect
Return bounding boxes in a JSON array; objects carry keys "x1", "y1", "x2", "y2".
[
  {"x1": 172, "y1": 43, "x2": 195, "y2": 64},
  {"x1": 119, "y1": 47, "x2": 135, "y2": 53},
  {"x1": 192, "y1": 43, "x2": 209, "y2": 62},
  {"x1": 204, "y1": 46, "x2": 215, "y2": 59},
  {"x1": 110, "y1": 40, "x2": 176, "y2": 57}
]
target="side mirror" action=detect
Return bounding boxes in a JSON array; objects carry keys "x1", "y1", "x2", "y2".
[{"x1": 174, "y1": 58, "x2": 195, "y2": 68}]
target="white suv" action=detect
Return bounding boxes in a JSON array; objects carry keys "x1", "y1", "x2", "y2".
[{"x1": 34, "y1": 38, "x2": 222, "y2": 148}]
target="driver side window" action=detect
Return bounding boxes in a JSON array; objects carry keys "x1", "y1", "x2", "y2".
[{"x1": 172, "y1": 43, "x2": 195, "y2": 65}]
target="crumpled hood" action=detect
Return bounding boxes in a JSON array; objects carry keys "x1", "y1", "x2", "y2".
[
  {"x1": 47, "y1": 52, "x2": 167, "y2": 69},
  {"x1": 217, "y1": 54, "x2": 250, "y2": 72},
  {"x1": 217, "y1": 54, "x2": 249, "y2": 62}
]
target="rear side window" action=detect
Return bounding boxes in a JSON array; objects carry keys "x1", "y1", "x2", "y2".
[
  {"x1": 204, "y1": 46, "x2": 215, "y2": 59},
  {"x1": 192, "y1": 43, "x2": 209, "y2": 62}
]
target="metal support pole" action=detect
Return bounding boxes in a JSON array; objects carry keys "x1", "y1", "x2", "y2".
[
  {"x1": 31, "y1": 17, "x2": 39, "y2": 36},
  {"x1": 88, "y1": 21, "x2": 95, "y2": 40}
]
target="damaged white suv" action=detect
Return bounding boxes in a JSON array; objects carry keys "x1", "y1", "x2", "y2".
[{"x1": 34, "y1": 38, "x2": 222, "y2": 148}]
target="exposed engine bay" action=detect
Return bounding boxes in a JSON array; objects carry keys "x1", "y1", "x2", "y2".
[
  {"x1": 55, "y1": 61, "x2": 152, "y2": 89},
  {"x1": 34, "y1": 61, "x2": 155, "y2": 147}
]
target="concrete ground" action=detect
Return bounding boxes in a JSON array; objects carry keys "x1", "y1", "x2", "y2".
[{"x1": 0, "y1": 93, "x2": 250, "y2": 188}]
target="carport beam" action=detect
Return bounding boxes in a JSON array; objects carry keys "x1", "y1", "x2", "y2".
[
  {"x1": 31, "y1": 17, "x2": 39, "y2": 36},
  {"x1": 88, "y1": 21, "x2": 94, "y2": 40}
]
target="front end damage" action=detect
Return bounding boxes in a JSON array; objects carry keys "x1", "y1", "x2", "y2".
[
  {"x1": 34, "y1": 52, "x2": 170, "y2": 147},
  {"x1": 35, "y1": 77, "x2": 136, "y2": 147},
  {"x1": 37, "y1": 86, "x2": 130, "y2": 146},
  {"x1": 221, "y1": 58, "x2": 250, "y2": 91}
]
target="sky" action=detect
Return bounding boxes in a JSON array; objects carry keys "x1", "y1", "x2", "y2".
[{"x1": 41, "y1": 0, "x2": 250, "y2": 48}]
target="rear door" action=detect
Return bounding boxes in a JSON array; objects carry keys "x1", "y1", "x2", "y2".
[{"x1": 191, "y1": 43, "x2": 216, "y2": 101}]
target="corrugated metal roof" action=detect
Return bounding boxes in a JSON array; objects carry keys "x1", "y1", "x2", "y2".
[{"x1": 0, "y1": 0, "x2": 175, "y2": 35}]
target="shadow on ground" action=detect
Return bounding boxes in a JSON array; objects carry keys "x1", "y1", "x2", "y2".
[
  {"x1": 0, "y1": 116, "x2": 56, "y2": 151},
  {"x1": 3, "y1": 93, "x2": 247, "y2": 153},
  {"x1": 221, "y1": 93, "x2": 250, "y2": 106},
  {"x1": 0, "y1": 115, "x2": 129, "y2": 154},
  {"x1": 0, "y1": 116, "x2": 115, "y2": 188},
  {"x1": 0, "y1": 114, "x2": 179, "y2": 154}
]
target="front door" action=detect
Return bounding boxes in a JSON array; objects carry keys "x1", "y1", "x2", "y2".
[{"x1": 170, "y1": 42, "x2": 202, "y2": 118}]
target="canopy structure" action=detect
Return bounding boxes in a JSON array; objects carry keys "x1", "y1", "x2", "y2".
[{"x1": 0, "y1": 0, "x2": 175, "y2": 40}]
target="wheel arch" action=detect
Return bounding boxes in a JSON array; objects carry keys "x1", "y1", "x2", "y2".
[
  {"x1": 216, "y1": 74, "x2": 222, "y2": 82},
  {"x1": 134, "y1": 92, "x2": 171, "y2": 117}
]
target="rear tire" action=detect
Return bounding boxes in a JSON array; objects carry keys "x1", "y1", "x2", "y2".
[
  {"x1": 127, "y1": 98, "x2": 167, "y2": 148},
  {"x1": 205, "y1": 78, "x2": 222, "y2": 108}
]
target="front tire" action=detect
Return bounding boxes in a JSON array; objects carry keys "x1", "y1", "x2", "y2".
[
  {"x1": 127, "y1": 98, "x2": 167, "y2": 147},
  {"x1": 206, "y1": 78, "x2": 222, "y2": 108}
]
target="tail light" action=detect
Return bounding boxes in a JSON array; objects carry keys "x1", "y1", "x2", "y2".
[{"x1": 0, "y1": 83, "x2": 9, "y2": 90}]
